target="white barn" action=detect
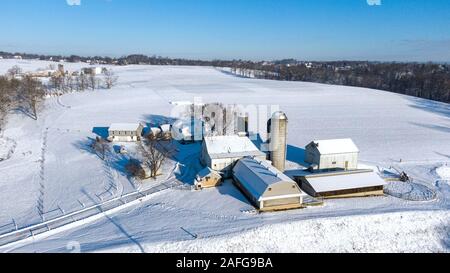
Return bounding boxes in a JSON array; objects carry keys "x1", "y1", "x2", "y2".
[
  {"x1": 201, "y1": 135, "x2": 266, "y2": 178},
  {"x1": 233, "y1": 157, "x2": 307, "y2": 211},
  {"x1": 108, "y1": 123, "x2": 144, "y2": 142},
  {"x1": 305, "y1": 138, "x2": 359, "y2": 171}
]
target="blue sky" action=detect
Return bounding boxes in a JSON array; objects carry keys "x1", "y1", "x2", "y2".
[{"x1": 0, "y1": 0, "x2": 449, "y2": 61}]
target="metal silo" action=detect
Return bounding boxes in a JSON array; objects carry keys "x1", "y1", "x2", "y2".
[{"x1": 268, "y1": 111, "x2": 288, "y2": 172}]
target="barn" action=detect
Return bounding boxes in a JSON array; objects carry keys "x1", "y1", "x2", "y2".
[
  {"x1": 108, "y1": 123, "x2": 144, "y2": 142},
  {"x1": 233, "y1": 157, "x2": 307, "y2": 211},
  {"x1": 305, "y1": 138, "x2": 359, "y2": 171},
  {"x1": 201, "y1": 135, "x2": 266, "y2": 178},
  {"x1": 295, "y1": 169, "x2": 386, "y2": 199},
  {"x1": 195, "y1": 167, "x2": 222, "y2": 190}
]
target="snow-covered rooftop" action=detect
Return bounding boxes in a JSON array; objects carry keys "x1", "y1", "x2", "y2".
[
  {"x1": 233, "y1": 157, "x2": 306, "y2": 201},
  {"x1": 109, "y1": 123, "x2": 142, "y2": 131},
  {"x1": 196, "y1": 167, "x2": 220, "y2": 179},
  {"x1": 304, "y1": 170, "x2": 386, "y2": 193},
  {"x1": 309, "y1": 138, "x2": 359, "y2": 155},
  {"x1": 204, "y1": 135, "x2": 265, "y2": 159}
]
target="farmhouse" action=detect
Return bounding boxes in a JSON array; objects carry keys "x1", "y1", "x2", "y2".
[
  {"x1": 195, "y1": 167, "x2": 222, "y2": 190},
  {"x1": 305, "y1": 138, "x2": 359, "y2": 171},
  {"x1": 201, "y1": 135, "x2": 266, "y2": 178},
  {"x1": 233, "y1": 157, "x2": 306, "y2": 211},
  {"x1": 82, "y1": 67, "x2": 103, "y2": 76},
  {"x1": 295, "y1": 169, "x2": 386, "y2": 199},
  {"x1": 108, "y1": 123, "x2": 144, "y2": 142}
]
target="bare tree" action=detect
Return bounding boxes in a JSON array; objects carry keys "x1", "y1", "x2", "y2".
[
  {"x1": 125, "y1": 159, "x2": 146, "y2": 180},
  {"x1": 0, "y1": 77, "x2": 12, "y2": 129},
  {"x1": 7, "y1": 65, "x2": 22, "y2": 78},
  {"x1": 103, "y1": 69, "x2": 118, "y2": 89},
  {"x1": 88, "y1": 75, "x2": 98, "y2": 91},
  {"x1": 92, "y1": 136, "x2": 110, "y2": 160},
  {"x1": 76, "y1": 73, "x2": 89, "y2": 91},
  {"x1": 138, "y1": 137, "x2": 175, "y2": 178},
  {"x1": 64, "y1": 74, "x2": 74, "y2": 92},
  {"x1": 50, "y1": 74, "x2": 64, "y2": 90},
  {"x1": 19, "y1": 76, "x2": 46, "y2": 120}
]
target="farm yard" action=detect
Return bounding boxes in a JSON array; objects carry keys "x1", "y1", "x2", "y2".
[{"x1": 0, "y1": 59, "x2": 449, "y2": 253}]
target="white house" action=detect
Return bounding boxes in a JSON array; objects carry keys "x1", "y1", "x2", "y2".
[
  {"x1": 233, "y1": 157, "x2": 307, "y2": 211},
  {"x1": 82, "y1": 67, "x2": 103, "y2": 76},
  {"x1": 201, "y1": 135, "x2": 266, "y2": 178},
  {"x1": 108, "y1": 123, "x2": 144, "y2": 142},
  {"x1": 305, "y1": 138, "x2": 359, "y2": 171}
]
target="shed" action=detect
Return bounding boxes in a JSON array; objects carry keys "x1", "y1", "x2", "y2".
[
  {"x1": 108, "y1": 123, "x2": 144, "y2": 142},
  {"x1": 295, "y1": 169, "x2": 386, "y2": 199},
  {"x1": 195, "y1": 167, "x2": 222, "y2": 190},
  {"x1": 305, "y1": 138, "x2": 359, "y2": 171},
  {"x1": 201, "y1": 135, "x2": 266, "y2": 178},
  {"x1": 233, "y1": 157, "x2": 307, "y2": 211}
]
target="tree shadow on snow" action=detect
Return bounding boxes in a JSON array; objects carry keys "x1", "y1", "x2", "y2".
[
  {"x1": 72, "y1": 137, "x2": 131, "y2": 179},
  {"x1": 408, "y1": 97, "x2": 450, "y2": 119},
  {"x1": 92, "y1": 127, "x2": 109, "y2": 139},
  {"x1": 141, "y1": 114, "x2": 178, "y2": 128}
]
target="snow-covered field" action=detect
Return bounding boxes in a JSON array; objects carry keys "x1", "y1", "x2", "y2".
[{"x1": 0, "y1": 59, "x2": 449, "y2": 253}]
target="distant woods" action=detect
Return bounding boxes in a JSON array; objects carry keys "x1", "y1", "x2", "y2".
[
  {"x1": 228, "y1": 61, "x2": 450, "y2": 104},
  {"x1": 1, "y1": 51, "x2": 449, "y2": 103}
]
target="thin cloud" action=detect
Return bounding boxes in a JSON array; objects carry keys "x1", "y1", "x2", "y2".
[{"x1": 66, "y1": 0, "x2": 81, "y2": 6}]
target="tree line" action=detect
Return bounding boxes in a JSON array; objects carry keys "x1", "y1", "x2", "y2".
[
  {"x1": 230, "y1": 61, "x2": 450, "y2": 103},
  {"x1": 0, "y1": 65, "x2": 118, "y2": 132},
  {"x1": 1, "y1": 51, "x2": 449, "y2": 103}
]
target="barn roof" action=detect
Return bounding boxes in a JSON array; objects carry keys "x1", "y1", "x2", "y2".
[
  {"x1": 308, "y1": 138, "x2": 359, "y2": 155},
  {"x1": 109, "y1": 123, "x2": 142, "y2": 131},
  {"x1": 196, "y1": 167, "x2": 221, "y2": 179},
  {"x1": 204, "y1": 135, "x2": 265, "y2": 159},
  {"x1": 233, "y1": 157, "x2": 306, "y2": 202},
  {"x1": 302, "y1": 170, "x2": 386, "y2": 193}
]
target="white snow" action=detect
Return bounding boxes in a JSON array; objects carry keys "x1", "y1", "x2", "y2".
[
  {"x1": 436, "y1": 166, "x2": 450, "y2": 180},
  {"x1": 109, "y1": 123, "x2": 142, "y2": 132},
  {"x1": 309, "y1": 138, "x2": 359, "y2": 154},
  {"x1": 204, "y1": 135, "x2": 264, "y2": 159},
  {"x1": 0, "y1": 59, "x2": 449, "y2": 253},
  {"x1": 105, "y1": 210, "x2": 449, "y2": 253},
  {"x1": 304, "y1": 171, "x2": 387, "y2": 193}
]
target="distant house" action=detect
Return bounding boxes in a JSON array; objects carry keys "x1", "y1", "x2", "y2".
[
  {"x1": 305, "y1": 138, "x2": 359, "y2": 171},
  {"x1": 201, "y1": 135, "x2": 266, "y2": 178},
  {"x1": 195, "y1": 167, "x2": 222, "y2": 190},
  {"x1": 295, "y1": 169, "x2": 386, "y2": 199},
  {"x1": 233, "y1": 157, "x2": 307, "y2": 211},
  {"x1": 108, "y1": 123, "x2": 144, "y2": 142},
  {"x1": 82, "y1": 67, "x2": 103, "y2": 76}
]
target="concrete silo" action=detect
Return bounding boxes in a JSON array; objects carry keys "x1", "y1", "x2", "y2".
[{"x1": 268, "y1": 111, "x2": 288, "y2": 172}]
